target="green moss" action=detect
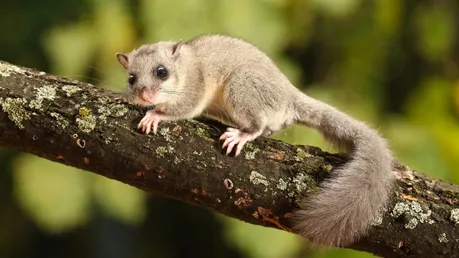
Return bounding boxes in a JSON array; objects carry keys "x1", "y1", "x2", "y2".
[
  {"x1": 245, "y1": 142, "x2": 254, "y2": 149},
  {"x1": 50, "y1": 112, "x2": 69, "y2": 130},
  {"x1": 109, "y1": 104, "x2": 128, "y2": 117},
  {"x1": 103, "y1": 137, "x2": 113, "y2": 144},
  {"x1": 371, "y1": 215, "x2": 383, "y2": 226},
  {"x1": 295, "y1": 148, "x2": 311, "y2": 161},
  {"x1": 450, "y1": 208, "x2": 459, "y2": 224},
  {"x1": 96, "y1": 96, "x2": 111, "y2": 104},
  {"x1": 391, "y1": 202, "x2": 409, "y2": 218},
  {"x1": 276, "y1": 178, "x2": 288, "y2": 191},
  {"x1": 404, "y1": 218, "x2": 418, "y2": 230},
  {"x1": 0, "y1": 97, "x2": 30, "y2": 129},
  {"x1": 390, "y1": 201, "x2": 434, "y2": 229},
  {"x1": 159, "y1": 127, "x2": 173, "y2": 142},
  {"x1": 322, "y1": 164, "x2": 333, "y2": 172},
  {"x1": 76, "y1": 108, "x2": 96, "y2": 133},
  {"x1": 79, "y1": 107, "x2": 91, "y2": 117},
  {"x1": 97, "y1": 103, "x2": 128, "y2": 118},
  {"x1": 61, "y1": 85, "x2": 82, "y2": 97},
  {"x1": 441, "y1": 189, "x2": 459, "y2": 200},
  {"x1": 96, "y1": 103, "x2": 128, "y2": 125},
  {"x1": 292, "y1": 173, "x2": 313, "y2": 194},
  {"x1": 438, "y1": 233, "x2": 449, "y2": 243},
  {"x1": 0, "y1": 63, "x2": 25, "y2": 77},
  {"x1": 244, "y1": 142, "x2": 260, "y2": 160},
  {"x1": 156, "y1": 145, "x2": 174, "y2": 157},
  {"x1": 173, "y1": 156, "x2": 181, "y2": 164},
  {"x1": 249, "y1": 171, "x2": 269, "y2": 187},
  {"x1": 287, "y1": 172, "x2": 316, "y2": 198},
  {"x1": 196, "y1": 127, "x2": 210, "y2": 139},
  {"x1": 36, "y1": 85, "x2": 57, "y2": 100},
  {"x1": 29, "y1": 85, "x2": 58, "y2": 110}
]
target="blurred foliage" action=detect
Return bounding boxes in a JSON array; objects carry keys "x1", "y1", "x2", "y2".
[{"x1": 0, "y1": 0, "x2": 458, "y2": 257}]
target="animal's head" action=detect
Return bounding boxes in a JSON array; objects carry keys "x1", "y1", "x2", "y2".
[{"x1": 116, "y1": 40, "x2": 183, "y2": 107}]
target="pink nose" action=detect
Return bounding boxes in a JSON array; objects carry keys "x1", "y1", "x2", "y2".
[
  {"x1": 138, "y1": 87, "x2": 157, "y2": 103},
  {"x1": 139, "y1": 87, "x2": 148, "y2": 102}
]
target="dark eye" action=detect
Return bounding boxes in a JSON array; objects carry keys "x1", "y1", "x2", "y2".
[
  {"x1": 156, "y1": 65, "x2": 168, "y2": 80},
  {"x1": 128, "y1": 74, "x2": 136, "y2": 85}
]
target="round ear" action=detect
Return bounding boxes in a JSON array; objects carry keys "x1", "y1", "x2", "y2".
[
  {"x1": 172, "y1": 40, "x2": 183, "y2": 58},
  {"x1": 116, "y1": 53, "x2": 129, "y2": 69}
]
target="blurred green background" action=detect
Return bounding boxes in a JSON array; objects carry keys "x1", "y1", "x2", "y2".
[{"x1": 1, "y1": 0, "x2": 458, "y2": 257}]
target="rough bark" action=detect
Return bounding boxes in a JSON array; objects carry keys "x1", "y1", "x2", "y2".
[{"x1": 0, "y1": 60, "x2": 458, "y2": 258}]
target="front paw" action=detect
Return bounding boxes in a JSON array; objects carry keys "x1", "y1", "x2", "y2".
[{"x1": 137, "y1": 111, "x2": 161, "y2": 134}]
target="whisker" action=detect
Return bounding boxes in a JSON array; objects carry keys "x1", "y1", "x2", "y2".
[
  {"x1": 60, "y1": 74, "x2": 126, "y2": 88},
  {"x1": 160, "y1": 89, "x2": 198, "y2": 96},
  {"x1": 87, "y1": 65, "x2": 102, "y2": 72},
  {"x1": 160, "y1": 91, "x2": 185, "y2": 96}
]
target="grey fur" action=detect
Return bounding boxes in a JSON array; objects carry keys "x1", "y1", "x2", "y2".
[
  {"x1": 117, "y1": 34, "x2": 394, "y2": 247},
  {"x1": 291, "y1": 94, "x2": 394, "y2": 246}
]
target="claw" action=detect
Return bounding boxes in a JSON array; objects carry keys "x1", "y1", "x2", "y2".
[
  {"x1": 145, "y1": 122, "x2": 151, "y2": 134},
  {"x1": 153, "y1": 120, "x2": 159, "y2": 134},
  {"x1": 221, "y1": 135, "x2": 234, "y2": 148},
  {"x1": 222, "y1": 139, "x2": 230, "y2": 149},
  {"x1": 235, "y1": 139, "x2": 248, "y2": 156},
  {"x1": 225, "y1": 138, "x2": 239, "y2": 155}
]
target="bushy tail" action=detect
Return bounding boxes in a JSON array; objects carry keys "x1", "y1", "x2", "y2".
[{"x1": 291, "y1": 94, "x2": 394, "y2": 247}]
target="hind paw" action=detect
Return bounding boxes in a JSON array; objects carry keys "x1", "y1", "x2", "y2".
[{"x1": 219, "y1": 128, "x2": 261, "y2": 156}]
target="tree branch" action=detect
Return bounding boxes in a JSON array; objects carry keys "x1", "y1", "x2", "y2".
[{"x1": 0, "y1": 60, "x2": 458, "y2": 258}]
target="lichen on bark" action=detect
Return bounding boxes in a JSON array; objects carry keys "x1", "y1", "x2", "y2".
[{"x1": 1, "y1": 60, "x2": 459, "y2": 258}]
